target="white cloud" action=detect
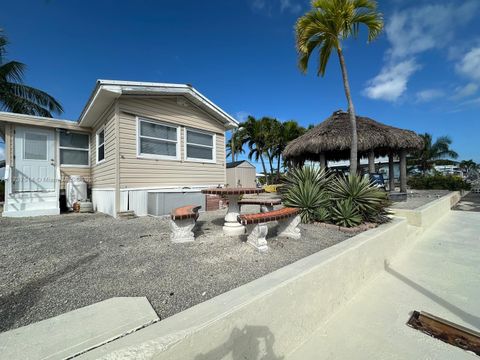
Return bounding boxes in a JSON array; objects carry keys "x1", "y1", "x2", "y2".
[
  {"x1": 386, "y1": 2, "x2": 479, "y2": 59},
  {"x1": 364, "y1": 60, "x2": 420, "y2": 101},
  {"x1": 416, "y1": 89, "x2": 445, "y2": 103},
  {"x1": 280, "y1": 0, "x2": 302, "y2": 14},
  {"x1": 235, "y1": 111, "x2": 250, "y2": 122},
  {"x1": 454, "y1": 83, "x2": 479, "y2": 99},
  {"x1": 250, "y1": 0, "x2": 303, "y2": 14},
  {"x1": 365, "y1": 1, "x2": 480, "y2": 102},
  {"x1": 0, "y1": 145, "x2": 4, "y2": 160},
  {"x1": 456, "y1": 47, "x2": 480, "y2": 81},
  {"x1": 251, "y1": 0, "x2": 266, "y2": 11}
]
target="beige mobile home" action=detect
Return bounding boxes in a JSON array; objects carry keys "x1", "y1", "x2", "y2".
[{"x1": 0, "y1": 80, "x2": 238, "y2": 217}]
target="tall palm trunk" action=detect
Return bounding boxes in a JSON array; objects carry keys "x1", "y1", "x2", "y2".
[
  {"x1": 276, "y1": 155, "x2": 281, "y2": 181},
  {"x1": 337, "y1": 48, "x2": 358, "y2": 175},
  {"x1": 259, "y1": 154, "x2": 269, "y2": 185}
]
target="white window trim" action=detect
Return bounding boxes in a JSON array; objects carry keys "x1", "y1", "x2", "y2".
[
  {"x1": 96, "y1": 127, "x2": 106, "y2": 164},
  {"x1": 183, "y1": 127, "x2": 216, "y2": 164},
  {"x1": 136, "y1": 117, "x2": 181, "y2": 161},
  {"x1": 59, "y1": 132, "x2": 90, "y2": 168}
]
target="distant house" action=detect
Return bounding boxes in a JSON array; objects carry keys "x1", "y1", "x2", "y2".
[
  {"x1": 226, "y1": 160, "x2": 256, "y2": 188},
  {"x1": 0, "y1": 80, "x2": 238, "y2": 217}
]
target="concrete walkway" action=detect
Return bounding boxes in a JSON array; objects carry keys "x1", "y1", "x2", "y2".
[
  {"x1": 290, "y1": 211, "x2": 480, "y2": 359},
  {"x1": 0, "y1": 297, "x2": 159, "y2": 360}
]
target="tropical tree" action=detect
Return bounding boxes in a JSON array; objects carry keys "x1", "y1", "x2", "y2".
[
  {"x1": 459, "y1": 159, "x2": 477, "y2": 172},
  {"x1": 273, "y1": 120, "x2": 306, "y2": 180},
  {"x1": 295, "y1": 0, "x2": 383, "y2": 174},
  {"x1": 226, "y1": 129, "x2": 245, "y2": 162},
  {"x1": 409, "y1": 133, "x2": 458, "y2": 174},
  {"x1": 0, "y1": 31, "x2": 63, "y2": 117},
  {"x1": 242, "y1": 116, "x2": 270, "y2": 181},
  {"x1": 226, "y1": 116, "x2": 308, "y2": 182}
]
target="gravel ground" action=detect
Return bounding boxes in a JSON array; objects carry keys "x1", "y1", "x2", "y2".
[
  {"x1": 0, "y1": 208, "x2": 350, "y2": 333},
  {"x1": 390, "y1": 189, "x2": 451, "y2": 209}
]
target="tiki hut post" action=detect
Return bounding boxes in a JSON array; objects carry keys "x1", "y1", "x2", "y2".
[
  {"x1": 388, "y1": 152, "x2": 395, "y2": 191},
  {"x1": 368, "y1": 150, "x2": 375, "y2": 174},
  {"x1": 319, "y1": 153, "x2": 326, "y2": 170},
  {"x1": 400, "y1": 150, "x2": 407, "y2": 193}
]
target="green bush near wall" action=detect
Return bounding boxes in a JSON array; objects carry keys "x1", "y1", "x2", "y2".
[{"x1": 408, "y1": 174, "x2": 471, "y2": 191}]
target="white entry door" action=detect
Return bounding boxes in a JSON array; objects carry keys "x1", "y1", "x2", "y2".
[{"x1": 13, "y1": 127, "x2": 56, "y2": 192}]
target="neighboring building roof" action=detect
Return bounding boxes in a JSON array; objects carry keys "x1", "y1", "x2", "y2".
[
  {"x1": 79, "y1": 80, "x2": 238, "y2": 129},
  {"x1": 283, "y1": 110, "x2": 424, "y2": 162},
  {"x1": 226, "y1": 160, "x2": 255, "y2": 169}
]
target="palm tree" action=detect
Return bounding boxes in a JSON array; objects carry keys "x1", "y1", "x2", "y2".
[
  {"x1": 273, "y1": 120, "x2": 306, "y2": 180},
  {"x1": 226, "y1": 129, "x2": 245, "y2": 162},
  {"x1": 409, "y1": 133, "x2": 458, "y2": 174},
  {"x1": 459, "y1": 159, "x2": 477, "y2": 172},
  {"x1": 295, "y1": 0, "x2": 383, "y2": 174},
  {"x1": 0, "y1": 31, "x2": 63, "y2": 117},
  {"x1": 242, "y1": 116, "x2": 270, "y2": 182}
]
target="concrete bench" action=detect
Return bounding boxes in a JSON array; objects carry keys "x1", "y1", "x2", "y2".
[
  {"x1": 238, "y1": 198, "x2": 282, "y2": 213},
  {"x1": 170, "y1": 205, "x2": 201, "y2": 243},
  {"x1": 238, "y1": 207, "x2": 301, "y2": 252}
]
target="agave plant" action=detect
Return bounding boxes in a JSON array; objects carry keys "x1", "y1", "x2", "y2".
[
  {"x1": 281, "y1": 166, "x2": 331, "y2": 223},
  {"x1": 330, "y1": 174, "x2": 388, "y2": 220},
  {"x1": 330, "y1": 198, "x2": 362, "y2": 228}
]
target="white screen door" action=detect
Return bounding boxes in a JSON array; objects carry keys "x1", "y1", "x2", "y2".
[{"x1": 13, "y1": 127, "x2": 56, "y2": 192}]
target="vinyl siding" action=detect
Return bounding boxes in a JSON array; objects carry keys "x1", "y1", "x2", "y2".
[
  {"x1": 90, "y1": 105, "x2": 116, "y2": 188},
  {"x1": 118, "y1": 97, "x2": 226, "y2": 188}
]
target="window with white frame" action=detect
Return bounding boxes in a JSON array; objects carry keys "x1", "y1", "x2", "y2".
[
  {"x1": 59, "y1": 132, "x2": 89, "y2": 166},
  {"x1": 96, "y1": 128, "x2": 105, "y2": 163},
  {"x1": 185, "y1": 128, "x2": 215, "y2": 162},
  {"x1": 138, "y1": 118, "x2": 179, "y2": 159}
]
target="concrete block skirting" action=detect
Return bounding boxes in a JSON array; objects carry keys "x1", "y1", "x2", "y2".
[
  {"x1": 79, "y1": 217, "x2": 415, "y2": 360},
  {"x1": 391, "y1": 191, "x2": 462, "y2": 230}
]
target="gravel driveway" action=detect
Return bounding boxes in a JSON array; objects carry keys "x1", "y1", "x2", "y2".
[{"x1": 0, "y1": 209, "x2": 350, "y2": 333}]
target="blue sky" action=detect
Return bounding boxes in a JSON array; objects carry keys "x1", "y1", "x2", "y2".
[{"x1": 1, "y1": 0, "x2": 480, "y2": 170}]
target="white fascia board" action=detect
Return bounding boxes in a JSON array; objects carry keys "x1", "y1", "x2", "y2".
[
  {"x1": 79, "y1": 80, "x2": 238, "y2": 129},
  {"x1": 78, "y1": 86, "x2": 122, "y2": 127}
]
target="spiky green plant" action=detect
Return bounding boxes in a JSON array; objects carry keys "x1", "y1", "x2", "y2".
[
  {"x1": 281, "y1": 166, "x2": 331, "y2": 223},
  {"x1": 330, "y1": 174, "x2": 388, "y2": 220},
  {"x1": 330, "y1": 198, "x2": 362, "y2": 227}
]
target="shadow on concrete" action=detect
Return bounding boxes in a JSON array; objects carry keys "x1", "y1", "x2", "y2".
[
  {"x1": 0, "y1": 253, "x2": 99, "y2": 332},
  {"x1": 194, "y1": 325, "x2": 284, "y2": 360},
  {"x1": 385, "y1": 261, "x2": 480, "y2": 330},
  {"x1": 453, "y1": 193, "x2": 480, "y2": 212}
]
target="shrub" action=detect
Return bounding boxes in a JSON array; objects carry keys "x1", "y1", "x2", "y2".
[
  {"x1": 281, "y1": 169, "x2": 390, "y2": 227},
  {"x1": 330, "y1": 174, "x2": 389, "y2": 222},
  {"x1": 281, "y1": 166, "x2": 331, "y2": 223},
  {"x1": 408, "y1": 174, "x2": 470, "y2": 191},
  {"x1": 330, "y1": 198, "x2": 362, "y2": 228}
]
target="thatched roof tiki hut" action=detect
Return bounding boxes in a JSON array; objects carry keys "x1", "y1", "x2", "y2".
[{"x1": 283, "y1": 110, "x2": 424, "y2": 193}]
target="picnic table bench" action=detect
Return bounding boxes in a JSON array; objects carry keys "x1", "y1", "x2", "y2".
[
  {"x1": 170, "y1": 205, "x2": 201, "y2": 243},
  {"x1": 238, "y1": 198, "x2": 282, "y2": 213},
  {"x1": 238, "y1": 207, "x2": 301, "y2": 252}
]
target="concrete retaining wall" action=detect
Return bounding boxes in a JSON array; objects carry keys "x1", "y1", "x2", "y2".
[
  {"x1": 81, "y1": 217, "x2": 412, "y2": 360},
  {"x1": 391, "y1": 191, "x2": 461, "y2": 229}
]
